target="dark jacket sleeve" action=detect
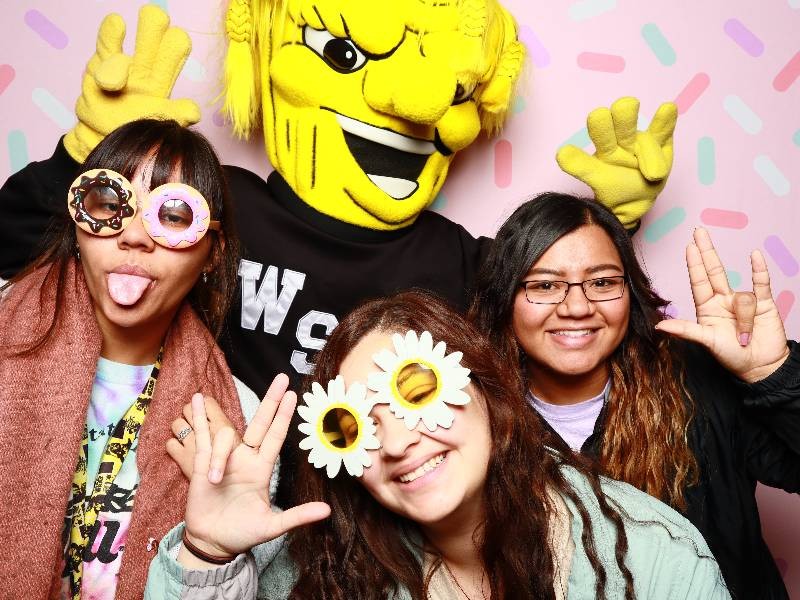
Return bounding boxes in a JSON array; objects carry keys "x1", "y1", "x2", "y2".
[
  {"x1": 737, "y1": 340, "x2": 800, "y2": 456},
  {"x1": 682, "y1": 339, "x2": 800, "y2": 494},
  {"x1": 0, "y1": 137, "x2": 79, "y2": 278}
]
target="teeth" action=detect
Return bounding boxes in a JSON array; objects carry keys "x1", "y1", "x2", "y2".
[
  {"x1": 366, "y1": 174, "x2": 419, "y2": 199},
  {"x1": 398, "y1": 453, "x2": 446, "y2": 483},
  {"x1": 552, "y1": 330, "x2": 593, "y2": 337},
  {"x1": 335, "y1": 114, "x2": 435, "y2": 155}
]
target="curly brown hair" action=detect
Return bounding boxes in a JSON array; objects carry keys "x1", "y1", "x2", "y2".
[{"x1": 287, "y1": 290, "x2": 635, "y2": 600}]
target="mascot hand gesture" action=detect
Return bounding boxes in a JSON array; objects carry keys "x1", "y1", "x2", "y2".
[
  {"x1": 62, "y1": 5, "x2": 201, "y2": 163},
  {"x1": 557, "y1": 96, "x2": 678, "y2": 230}
]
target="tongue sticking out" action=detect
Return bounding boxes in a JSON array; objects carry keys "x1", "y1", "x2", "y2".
[{"x1": 107, "y1": 273, "x2": 152, "y2": 306}]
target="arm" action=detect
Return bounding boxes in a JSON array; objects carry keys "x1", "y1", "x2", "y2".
[
  {"x1": 0, "y1": 138, "x2": 77, "y2": 278},
  {"x1": 145, "y1": 375, "x2": 329, "y2": 598}
]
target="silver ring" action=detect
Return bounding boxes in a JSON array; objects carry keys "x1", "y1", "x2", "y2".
[{"x1": 176, "y1": 427, "x2": 192, "y2": 441}]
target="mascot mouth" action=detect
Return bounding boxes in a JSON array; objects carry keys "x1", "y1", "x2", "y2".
[{"x1": 334, "y1": 113, "x2": 436, "y2": 200}]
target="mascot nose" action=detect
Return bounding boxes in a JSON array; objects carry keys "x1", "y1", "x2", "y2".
[{"x1": 363, "y1": 57, "x2": 456, "y2": 125}]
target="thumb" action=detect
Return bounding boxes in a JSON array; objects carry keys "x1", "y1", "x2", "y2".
[
  {"x1": 556, "y1": 145, "x2": 602, "y2": 187},
  {"x1": 732, "y1": 291, "x2": 757, "y2": 346},
  {"x1": 655, "y1": 319, "x2": 708, "y2": 346},
  {"x1": 267, "y1": 502, "x2": 331, "y2": 539}
]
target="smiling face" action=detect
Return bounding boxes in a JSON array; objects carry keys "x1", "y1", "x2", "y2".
[
  {"x1": 77, "y1": 160, "x2": 213, "y2": 354},
  {"x1": 511, "y1": 225, "x2": 631, "y2": 397},
  {"x1": 339, "y1": 329, "x2": 491, "y2": 529},
  {"x1": 255, "y1": 0, "x2": 522, "y2": 230}
]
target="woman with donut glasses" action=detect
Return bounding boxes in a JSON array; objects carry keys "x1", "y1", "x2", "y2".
[{"x1": 0, "y1": 119, "x2": 259, "y2": 600}]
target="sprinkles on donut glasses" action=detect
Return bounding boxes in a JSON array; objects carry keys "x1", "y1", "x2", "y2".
[{"x1": 67, "y1": 168, "x2": 220, "y2": 248}]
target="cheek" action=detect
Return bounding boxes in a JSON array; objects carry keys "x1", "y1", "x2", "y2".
[{"x1": 435, "y1": 101, "x2": 481, "y2": 152}]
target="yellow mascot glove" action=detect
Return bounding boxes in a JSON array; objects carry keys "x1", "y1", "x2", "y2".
[
  {"x1": 556, "y1": 97, "x2": 677, "y2": 229},
  {"x1": 63, "y1": 5, "x2": 201, "y2": 163}
]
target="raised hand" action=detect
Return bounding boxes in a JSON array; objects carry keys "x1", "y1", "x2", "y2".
[
  {"x1": 655, "y1": 228, "x2": 790, "y2": 383},
  {"x1": 167, "y1": 395, "x2": 238, "y2": 480},
  {"x1": 556, "y1": 97, "x2": 677, "y2": 229},
  {"x1": 179, "y1": 374, "x2": 331, "y2": 564},
  {"x1": 63, "y1": 5, "x2": 201, "y2": 163}
]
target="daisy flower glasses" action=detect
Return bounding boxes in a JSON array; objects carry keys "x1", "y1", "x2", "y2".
[{"x1": 297, "y1": 330, "x2": 472, "y2": 478}]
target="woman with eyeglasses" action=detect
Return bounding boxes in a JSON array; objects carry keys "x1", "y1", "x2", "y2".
[
  {"x1": 469, "y1": 192, "x2": 799, "y2": 600},
  {"x1": 0, "y1": 119, "x2": 258, "y2": 599},
  {"x1": 145, "y1": 290, "x2": 728, "y2": 599}
]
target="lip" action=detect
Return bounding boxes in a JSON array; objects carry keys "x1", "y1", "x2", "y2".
[
  {"x1": 390, "y1": 450, "x2": 448, "y2": 482},
  {"x1": 546, "y1": 327, "x2": 601, "y2": 349},
  {"x1": 110, "y1": 264, "x2": 154, "y2": 279}
]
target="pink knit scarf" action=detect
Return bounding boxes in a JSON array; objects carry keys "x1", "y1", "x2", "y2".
[{"x1": 0, "y1": 259, "x2": 246, "y2": 599}]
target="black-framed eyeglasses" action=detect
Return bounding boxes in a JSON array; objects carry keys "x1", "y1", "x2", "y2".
[{"x1": 520, "y1": 275, "x2": 627, "y2": 304}]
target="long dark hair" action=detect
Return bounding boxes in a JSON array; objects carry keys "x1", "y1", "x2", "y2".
[
  {"x1": 469, "y1": 192, "x2": 697, "y2": 509},
  {"x1": 288, "y1": 290, "x2": 635, "y2": 600},
  {"x1": 8, "y1": 119, "x2": 239, "y2": 347}
]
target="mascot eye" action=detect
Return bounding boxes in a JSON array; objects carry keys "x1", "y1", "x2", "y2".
[
  {"x1": 303, "y1": 26, "x2": 367, "y2": 73},
  {"x1": 453, "y1": 82, "x2": 476, "y2": 105}
]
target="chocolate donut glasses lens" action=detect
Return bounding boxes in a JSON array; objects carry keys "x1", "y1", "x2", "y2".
[{"x1": 67, "y1": 169, "x2": 220, "y2": 248}]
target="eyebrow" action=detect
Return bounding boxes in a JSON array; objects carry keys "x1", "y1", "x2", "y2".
[{"x1": 526, "y1": 264, "x2": 624, "y2": 278}]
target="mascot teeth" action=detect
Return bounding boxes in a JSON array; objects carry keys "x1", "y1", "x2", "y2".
[
  {"x1": 366, "y1": 175, "x2": 419, "y2": 200},
  {"x1": 335, "y1": 114, "x2": 436, "y2": 154},
  {"x1": 335, "y1": 113, "x2": 434, "y2": 200}
]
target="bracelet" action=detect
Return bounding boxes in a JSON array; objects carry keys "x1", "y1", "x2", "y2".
[{"x1": 181, "y1": 530, "x2": 236, "y2": 565}]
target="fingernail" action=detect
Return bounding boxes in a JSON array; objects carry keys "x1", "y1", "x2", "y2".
[
  {"x1": 208, "y1": 468, "x2": 222, "y2": 483},
  {"x1": 738, "y1": 332, "x2": 750, "y2": 346}
]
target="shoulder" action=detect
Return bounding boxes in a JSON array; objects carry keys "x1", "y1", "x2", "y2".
[{"x1": 560, "y1": 466, "x2": 729, "y2": 600}]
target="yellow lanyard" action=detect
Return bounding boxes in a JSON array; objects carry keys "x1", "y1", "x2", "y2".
[{"x1": 64, "y1": 348, "x2": 163, "y2": 599}]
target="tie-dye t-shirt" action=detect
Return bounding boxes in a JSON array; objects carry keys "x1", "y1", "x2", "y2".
[{"x1": 62, "y1": 358, "x2": 153, "y2": 600}]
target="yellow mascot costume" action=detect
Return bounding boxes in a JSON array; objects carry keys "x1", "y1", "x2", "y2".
[{"x1": 0, "y1": 2, "x2": 676, "y2": 396}]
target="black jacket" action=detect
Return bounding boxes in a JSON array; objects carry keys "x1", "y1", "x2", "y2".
[{"x1": 543, "y1": 339, "x2": 800, "y2": 600}]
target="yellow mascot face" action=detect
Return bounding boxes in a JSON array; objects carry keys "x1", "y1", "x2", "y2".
[{"x1": 225, "y1": 0, "x2": 525, "y2": 230}]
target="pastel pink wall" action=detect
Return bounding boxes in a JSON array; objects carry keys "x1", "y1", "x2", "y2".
[{"x1": 1, "y1": 0, "x2": 798, "y2": 593}]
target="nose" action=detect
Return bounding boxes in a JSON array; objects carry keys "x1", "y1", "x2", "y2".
[
  {"x1": 117, "y1": 212, "x2": 155, "y2": 252},
  {"x1": 363, "y1": 48, "x2": 455, "y2": 125},
  {"x1": 556, "y1": 284, "x2": 595, "y2": 319},
  {"x1": 377, "y1": 412, "x2": 423, "y2": 458}
]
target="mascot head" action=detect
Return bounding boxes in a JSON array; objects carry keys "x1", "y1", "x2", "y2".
[{"x1": 223, "y1": 0, "x2": 524, "y2": 230}]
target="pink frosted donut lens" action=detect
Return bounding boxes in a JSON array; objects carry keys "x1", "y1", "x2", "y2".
[
  {"x1": 67, "y1": 169, "x2": 137, "y2": 236},
  {"x1": 141, "y1": 183, "x2": 211, "y2": 249}
]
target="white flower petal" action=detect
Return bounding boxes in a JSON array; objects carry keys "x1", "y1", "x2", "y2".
[
  {"x1": 326, "y1": 456, "x2": 342, "y2": 478},
  {"x1": 298, "y1": 423, "x2": 314, "y2": 436},
  {"x1": 419, "y1": 331, "x2": 433, "y2": 355},
  {"x1": 297, "y1": 405, "x2": 315, "y2": 423},
  {"x1": 299, "y1": 436, "x2": 315, "y2": 450},
  {"x1": 372, "y1": 349, "x2": 399, "y2": 374}
]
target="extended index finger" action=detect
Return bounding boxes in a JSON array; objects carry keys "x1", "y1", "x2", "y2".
[
  {"x1": 259, "y1": 391, "x2": 298, "y2": 462},
  {"x1": 751, "y1": 249, "x2": 774, "y2": 301},
  {"x1": 693, "y1": 228, "x2": 732, "y2": 295},
  {"x1": 242, "y1": 373, "x2": 291, "y2": 449},
  {"x1": 130, "y1": 4, "x2": 170, "y2": 79},
  {"x1": 610, "y1": 96, "x2": 640, "y2": 152}
]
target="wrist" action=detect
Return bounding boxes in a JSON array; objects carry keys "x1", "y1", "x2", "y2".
[
  {"x1": 180, "y1": 529, "x2": 237, "y2": 568},
  {"x1": 739, "y1": 347, "x2": 791, "y2": 383}
]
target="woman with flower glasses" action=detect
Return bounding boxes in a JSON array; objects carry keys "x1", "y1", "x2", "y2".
[
  {"x1": 145, "y1": 291, "x2": 728, "y2": 599},
  {"x1": 0, "y1": 119, "x2": 258, "y2": 599},
  {"x1": 469, "y1": 192, "x2": 799, "y2": 600}
]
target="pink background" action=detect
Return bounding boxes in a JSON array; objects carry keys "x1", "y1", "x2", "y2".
[{"x1": 1, "y1": 0, "x2": 798, "y2": 593}]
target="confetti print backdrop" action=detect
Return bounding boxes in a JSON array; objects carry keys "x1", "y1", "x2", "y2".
[{"x1": 1, "y1": 0, "x2": 798, "y2": 593}]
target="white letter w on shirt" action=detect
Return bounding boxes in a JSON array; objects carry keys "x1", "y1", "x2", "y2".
[{"x1": 238, "y1": 260, "x2": 305, "y2": 334}]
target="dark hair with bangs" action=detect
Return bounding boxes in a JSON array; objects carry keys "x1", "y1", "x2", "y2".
[
  {"x1": 469, "y1": 192, "x2": 697, "y2": 510},
  {"x1": 10, "y1": 118, "x2": 239, "y2": 348},
  {"x1": 287, "y1": 290, "x2": 635, "y2": 600}
]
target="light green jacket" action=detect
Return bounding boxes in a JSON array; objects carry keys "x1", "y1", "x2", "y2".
[{"x1": 145, "y1": 466, "x2": 730, "y2": 599}]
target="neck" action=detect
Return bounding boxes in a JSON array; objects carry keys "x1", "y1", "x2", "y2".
[
  {"x1": 96, "y1": 311, "x2": 173, "y2": 365},
  {"x1": 528, "y1": 362, "x2": 609, "y2": 406},
  {"x1": 421, "y1": 506, "x2": 488, "y2": 598}
]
